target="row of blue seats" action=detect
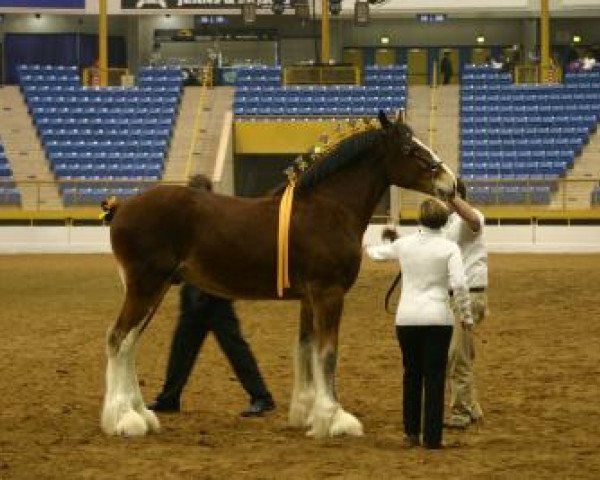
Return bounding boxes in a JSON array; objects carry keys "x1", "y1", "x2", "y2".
[
  {"x1": 564, "y1": 72, "x2": 600, "y2": 82},
  {"x1": 50, "y1": 151, "x2": 164, "y2": 161},
  {"x1": 20, "y1": 77, "x2": 79, "y2": 85},
  {"x1": 462, "y1": 151, "x2": 575, "y2": 161},
  {"x1": 46, "y1": 144, "x2": 168, "y2": 154},
  {"x1": 40, "y1": 128, "x2": 171, "y2": 138},
  {"x1": 37, "y1": 119, "x2": 174, "y2": 130},
  {"x1": 22, "y1": 86, "x2": 181, "y2": 96},
  {"x1": 59, "y1": 176, "x2": 159, "y2": 185},
  {"x1": 462, "y1": 83, "x2": 599, "y2": 92},
  {"x1": 462, "y1": 163, "x2": 568, "y2": 175},
  {"x1": 32, "y1": 108, "x2": 176, "y2": 119},
  {"x1": 364, "y1": 65, "x2": 407, "y2": 71},
  {"x1": 462, "y1": 94, "x2": 600, "y2": 105},
  {"x1": 62, "y1": 187, "x2": 150, "y2": 205},
  {"x1": 234, "y1": 106, "x2": 400, "y2": 117},
  {"x1": 0, "y1": 164, "x2": 12, "y2": 176},
  {"x1": 462, "y1": 139, "x2": 583, "y2": 149},
  {"x1": 462, "y1": 78, "x2": 512, "y2": 85},
  {"x1": 463, "y1": 173, "x2": 560, "y2": 182},
  {"x1": 467, "y1": 185, "x2": 553, "y2": 204},
  {"x1": 0, "y1": 187, "x2": 21, "y2": 205},
  {"x1": 235, "y1": 85, "x2": 402, "y2": 94},
  {"x1": 462, "y1": 104, "x2": 599, "y2": 114},
  {"x1": 234, "y1": 79, "x2": 407, "y2": 88},
  {"x1": 137, "y1": 79, "x2": 183, "y2": 87},
  {"x1": 234, "y1": 96, "x2": 405, "y2": 108},
  {"x1": 462, "y1": 126, "x2": 589, "y2": 138},
  {"x1": 27, "y1": 95, "x2": 178, "y2": 105},
  {"x1": 461, "y1": 115, "x2": 596, "y2": 126},
  {"x1": 54, "y1": 164, "x2": 162, "y2": 176},
  {"x1": 17, "y1": 64, "x2": 77, "y2": 72}
]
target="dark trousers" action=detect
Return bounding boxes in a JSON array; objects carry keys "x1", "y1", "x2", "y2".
[
  {"x1": 396, "y1": 325, "x2": 453, "y2": 448},
  {"x1": 157, "y1": 283, "x2": 272, "y2": 405}
]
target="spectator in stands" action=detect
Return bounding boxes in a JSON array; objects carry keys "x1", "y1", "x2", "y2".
[
  {"x1": 581, "y1": 52, "x2": 597, "y2": 71},
  {"x1": 149, "y1": 42, "x2": 162, "y2": 66},
  {"x1": 443, "y1": 179, "x2": 489, "y2": 430},
  {"x1": 366, "y1": 198, "x2": 473, "y2": 449},
  {"x1": 148, "y1": 174, "x2": 275, "y2": 417},
  {"x1": 486, "y1": 56, "x2": 504, "y2": 70},
  {"x1": 440, "y1": 52, "x2": 453, "y2": 85}
]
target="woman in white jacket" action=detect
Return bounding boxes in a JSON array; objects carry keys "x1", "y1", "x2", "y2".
[{"x1": 366, "y1": 198, "x2": 473, "y2": 449}]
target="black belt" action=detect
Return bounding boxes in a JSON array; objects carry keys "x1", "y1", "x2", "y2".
[{"x1": 449, "y1": 287, "x2": 486, "y2": 296}]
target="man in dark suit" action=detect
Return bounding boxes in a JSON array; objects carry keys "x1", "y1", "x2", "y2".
[
  {"x1": 148, "y1": 174, "x2": 275, "y2": 417},
  {"x1": 440, "y1": 52, "x2": 453, "y2": 85}
]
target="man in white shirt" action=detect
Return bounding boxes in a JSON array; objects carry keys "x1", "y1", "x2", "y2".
[
  {"x1": 443, "y1": 179, "x2": 488, "y2": 429},
  {"x1": 367, "y1": 198, "x2": 473, "y2": 449}
]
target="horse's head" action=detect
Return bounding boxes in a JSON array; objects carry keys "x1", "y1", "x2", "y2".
[{"x1": 377, "y1": 111, "x2": 456, "y2": 199}]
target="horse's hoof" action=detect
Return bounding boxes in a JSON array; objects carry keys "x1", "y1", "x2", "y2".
[
  {"x1": 329, "y1": 409, "x2": 364, "y2": 437},
  {"x1": 116, "y1": 410, "x2": 148, "y2": 437},
  {"x1": 307, "y1": 414, "x2": 332, "y2": 438},
  {"x1": 139, "y1": 407, "x2": 161, "y2": 433},
  {"x1": 288, "y1": 405, "x2": 312, "y2": 428}
]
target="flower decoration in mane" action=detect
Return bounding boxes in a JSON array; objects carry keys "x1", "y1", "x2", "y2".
[{"x1": 283, "y1": 118, "x2": 382, "y2": 186}]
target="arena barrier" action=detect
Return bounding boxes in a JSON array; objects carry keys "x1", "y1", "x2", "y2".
[{"x1": 1, "y1": 223, "x2": 600, "y2": 254}]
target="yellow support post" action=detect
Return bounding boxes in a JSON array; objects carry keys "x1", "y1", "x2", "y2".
[
  {"x1": 321, "y1": 0, "x2": 330, "y2": 63},
  {"x1": 98, "y1": 0, "x2": 108, "y2": 87},
  {"x1": 540, "y1": 0, "x2": 551, "y2": 84}
]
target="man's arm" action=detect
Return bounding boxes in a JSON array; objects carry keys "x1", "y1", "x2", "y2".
[{"x1": 448, "y1": 196, "x2": 482, "y2": 233}]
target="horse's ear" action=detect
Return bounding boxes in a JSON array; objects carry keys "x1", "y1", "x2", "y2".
[{"x1": 378, "y1": 110, "x2": 392, "y2": 129}]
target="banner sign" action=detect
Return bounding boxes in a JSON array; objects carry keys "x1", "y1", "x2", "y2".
[
  {"x1": 122, "y1": 0, "x2": 289, "y2": 9},
  {"x1": 0, "y1": 0, "x2": 85, "y2": 6}
]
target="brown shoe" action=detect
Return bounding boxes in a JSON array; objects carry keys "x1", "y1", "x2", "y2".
[{"x1": 404, "y1": 434, "x2": 420, "y2": 447}]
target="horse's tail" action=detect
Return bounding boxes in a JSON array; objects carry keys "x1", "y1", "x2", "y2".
[{"x1": 100, "y1": 196, "x2": 119, "y2": 223}]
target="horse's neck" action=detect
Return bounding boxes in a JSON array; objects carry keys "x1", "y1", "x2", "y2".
[{"x1": 311, "y1": 156, "x2": 389, "y2": 230}]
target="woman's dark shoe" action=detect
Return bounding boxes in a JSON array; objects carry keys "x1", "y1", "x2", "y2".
[
  {"x1": 240, "y1": 398, "x2": 275, "y2": 417},
  {"x1": 404, "y1": 435, "x2": 420, "y2": 447},
  {"x1": 147, "y1": 399, "x2": 180, "y2": 413}
]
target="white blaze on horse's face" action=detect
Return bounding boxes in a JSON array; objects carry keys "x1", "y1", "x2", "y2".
[{"x1": 412, "y1": 136, "x2": 457, "y2": 197}]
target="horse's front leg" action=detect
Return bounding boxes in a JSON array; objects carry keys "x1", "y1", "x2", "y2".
[
  {"x1": 289, "y1": 298, "x2": 315, "y2": 428},
  {"x1": 307, "y1": 286, "x2": 363, "y2": 438}
]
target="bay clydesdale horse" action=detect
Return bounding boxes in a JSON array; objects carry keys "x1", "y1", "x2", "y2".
[{"x1": 100, "y1": 111, "x2": 457, "y2": 438}]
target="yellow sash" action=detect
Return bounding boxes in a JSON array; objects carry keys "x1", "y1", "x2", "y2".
[{"x1": 277, "y1": 181, "x2": 296, "y2": 297}]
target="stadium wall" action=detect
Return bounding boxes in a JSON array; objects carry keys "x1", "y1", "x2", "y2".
[{"x1": 1, "y1": 225, "x2": 599, "y2": 254}]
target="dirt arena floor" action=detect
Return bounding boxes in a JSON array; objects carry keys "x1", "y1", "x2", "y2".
[{"x1": 1, "y1": 254, "x2": 599, "y2": 479}]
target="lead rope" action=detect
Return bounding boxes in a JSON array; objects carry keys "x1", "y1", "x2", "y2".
[
  {"x1": 277, "y1": 180, "x2": 296, "y2": 297},
  {"x1": 384, "y1": 269, "x2": 402, "y2": 314}
]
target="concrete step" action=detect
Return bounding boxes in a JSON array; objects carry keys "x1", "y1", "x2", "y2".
[{"x1": 0, "y1": 86, "x2": 63, "y2": 209}]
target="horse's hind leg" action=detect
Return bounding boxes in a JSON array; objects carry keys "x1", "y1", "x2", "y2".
[
  {"x1": 289, "y1": 298, "x2": 315, "y2": 428},
  {"x1": 101, "y1": 274, "x2": 170, "y2": 437},
  {"x1": 308, "y1": 286, "x2": 363, "y2": 438}
]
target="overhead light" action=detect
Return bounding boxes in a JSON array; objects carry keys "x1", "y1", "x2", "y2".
[
  {"x1": 573, "y1": 35, "x2": 581, "y2": 43},
  {"x1": 476, "y1": 35, "x2": 485, "y2": 44},
  {"x1": 380, "y1": 35, "x2": 390, "y2": 45}
]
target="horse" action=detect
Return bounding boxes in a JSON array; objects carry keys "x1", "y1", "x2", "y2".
[{"x1": 100, "y1": 111, "x2": 456, "y2": 439}]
